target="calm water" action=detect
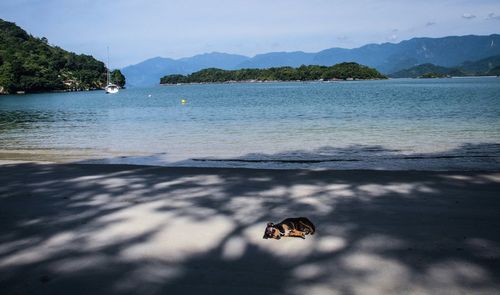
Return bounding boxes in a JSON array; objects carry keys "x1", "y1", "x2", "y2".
[{"x1": 1, "y1": 78, "x2": 499, "y2": 170}]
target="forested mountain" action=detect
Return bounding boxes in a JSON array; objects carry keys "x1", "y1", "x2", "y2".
[
  {"x1": 124, "y1": 34, "x2": 500, "y2": 87},
  {"x1": 460, "y1": 54, "x2": 500, "y2": 74},
  {"x1": 312, "y1": 35, "x2": 500, "y2": 74},
  {"x1": 0, "y1": 19, "x2": 124, "y2": 94},
  {"x1": 389, "y1": 54, "x2": 500, "y2": 78}
]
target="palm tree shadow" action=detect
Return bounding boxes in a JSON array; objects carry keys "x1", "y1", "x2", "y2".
[{"x1": 80, "y1": 142, "x2": 500, "y2": 171}]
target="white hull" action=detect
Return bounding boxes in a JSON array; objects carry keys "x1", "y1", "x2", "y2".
[{"x1": 105, "y1": 84, "x2": 119, "y2": 94}]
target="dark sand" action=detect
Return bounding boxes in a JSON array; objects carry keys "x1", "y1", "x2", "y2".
[{"x1": 1, "y1": 162, "x2": 499, "y2": 294}]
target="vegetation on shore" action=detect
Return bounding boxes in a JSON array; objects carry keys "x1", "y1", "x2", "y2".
[
  {"x1": 110, "y1": 70, "x2": 126, "y2": 88},
  {"x1": 160, "y1": 62, "x2": 386, "y2": 84},
  {"x1": 0, "y1": 18, "x2": 125, "y2": 94}
]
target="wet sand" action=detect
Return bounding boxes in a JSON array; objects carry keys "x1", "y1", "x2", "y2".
[{"x1": 1, "y1": 162, "x2": 499, "y2": 294}]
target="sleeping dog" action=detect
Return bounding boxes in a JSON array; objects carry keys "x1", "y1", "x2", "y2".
[{"x1": 263, "y1": 217, "x2": 316, "y2": 240}]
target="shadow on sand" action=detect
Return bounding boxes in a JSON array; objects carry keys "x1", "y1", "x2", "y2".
[
  {"x1": 81, "y1": 143, "x2": 500, "y2": 171},
  {"x1": 0, "y1": 145, "x2": 500, "y2": 294}
]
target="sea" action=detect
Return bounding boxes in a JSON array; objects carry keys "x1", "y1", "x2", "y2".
[{"x1": 1, "y1": 77, "x2": 499, "y2": 170}]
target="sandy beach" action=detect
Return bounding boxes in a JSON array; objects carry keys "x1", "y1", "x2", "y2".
[{"x1": 0, "y1": 162, "x2": 499, "y2": 294}]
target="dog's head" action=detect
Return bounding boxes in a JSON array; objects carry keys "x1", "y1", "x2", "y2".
[{"x1": 263, "y1": 223, "x2": 281, "y2": 240}]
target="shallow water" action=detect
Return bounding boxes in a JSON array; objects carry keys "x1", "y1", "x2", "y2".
[{"x1": 1, "y1": 78, "x2": 499, "y2": 170}]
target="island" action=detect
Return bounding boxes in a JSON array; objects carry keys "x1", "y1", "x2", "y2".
[
  {"x1": 159, "y1": 62, "x2": 386, "y2": 85},
  {"x1": 388, "y1": 54, "x2": 500, "y2": 78},
  {"x1": 389, "y1": 63, "x2": 463, "y2": 78},
  {"x1": 0, "y1": 19, "x2": 125, "y2": 94}
]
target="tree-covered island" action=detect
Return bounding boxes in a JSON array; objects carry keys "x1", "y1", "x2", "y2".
[
  {"x1": 0, "y1": 19, "x2": 125, "y2": 94},
  {"x1": 160, "y1": 62, "x2": 386, "y2": 84}
]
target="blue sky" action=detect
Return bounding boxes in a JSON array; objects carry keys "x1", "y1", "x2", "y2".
[{"x1": 1, "y1": 0, "x2": 499, "y2": 68}]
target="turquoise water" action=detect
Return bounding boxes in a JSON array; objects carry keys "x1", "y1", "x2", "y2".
[{"x1": 1, "y1": 78, "x2": 499, "y2": 170}]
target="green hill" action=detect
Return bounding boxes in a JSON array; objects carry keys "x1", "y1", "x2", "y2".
[
  {"x1": 0, "y1": 18, "x2": 124, "y2": 94},
  {"x1": 160, "y1": 63, "x2": 386, "y2": 84},
  {"x1": 389, "y1": 63, "x2": 464, "y2": 78},
  {"x1": 389, "y1": 54, "x2": 500, "y2": 78},
  {"x1": 460, "y1": 54, "x2": 500, "y2": 75}
]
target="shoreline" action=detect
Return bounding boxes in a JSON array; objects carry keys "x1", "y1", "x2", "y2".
[
  {"x1": 0, "y1": 86, "x2": 126, "y2": 96},
  {"x1": 1, "y1": 162, "x2": 499, "y2": 294},
  {"x1": 2, "y1": 159, "x2": 500, "y2": 172},
  {"x1": 160, "y1": 78, "x2": 387, "y2": 86},
  {"x1": 1, "y1": 146, "x2": 499, "y2": 171},
  {"x1": 0, "y1": 87, "x2": 104, "y2": 96},
  {"x1": 159, "y1": 75, "x2": 499, "y2": 86}
]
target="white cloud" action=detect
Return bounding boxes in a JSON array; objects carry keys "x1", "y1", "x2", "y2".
[
  {"x1": 386, "y1": 29, "x2": 399, "y2": 41},
  {"x1": 462, "y1": 13, "x2": 476, "y2": 19},
  {"x1": 486, "y1": 12, "x2": 500, "y2": 20},
  {"x1": 387, "y1": 34, "x2": 398, "y2": 41},
  {"x1": 426, "y1": 22, "x2": 436, "y2": 27}
]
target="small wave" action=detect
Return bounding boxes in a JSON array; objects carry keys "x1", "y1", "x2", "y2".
[
  {"x1": 400, "y1": 155, "x2": 498, "y2": 160},
  {"x1": 192, "y1": 158, "x2": 361, "y2": 163},
  {"x1": 192, "y1": 154, "x2": 499, "y2": 164},
  {"x1": 0, "y1": 112, "x2": 18, "y2": 127}
]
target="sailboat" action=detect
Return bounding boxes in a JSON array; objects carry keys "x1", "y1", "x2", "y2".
[{"x1": 105, "y1": 47, "x2": 119, "y2": 94}]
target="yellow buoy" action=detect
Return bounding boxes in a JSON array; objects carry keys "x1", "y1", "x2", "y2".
[{"x1": 181, "y1": 99, "x2": 187, "y2": 104}]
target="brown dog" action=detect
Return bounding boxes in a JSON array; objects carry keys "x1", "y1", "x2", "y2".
[{"x1": 263, "y1": 217, "x2": 316, "y2": 240}]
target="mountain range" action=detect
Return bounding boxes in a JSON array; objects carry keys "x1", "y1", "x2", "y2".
[{"x1": 122, "y1": 34, "x2": 500, "y2": 87}]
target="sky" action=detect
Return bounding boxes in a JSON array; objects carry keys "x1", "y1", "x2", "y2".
[{"x1": 1, "y1": 0, "x2": 500, "y2": 68}]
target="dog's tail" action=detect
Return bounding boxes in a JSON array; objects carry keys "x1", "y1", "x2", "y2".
[
  {"x1": 309, "y1": 220, "x2": 316, "y2": 235},
  {"x1": 299, "y1": 217, "x2": 316, "y2": 235}
]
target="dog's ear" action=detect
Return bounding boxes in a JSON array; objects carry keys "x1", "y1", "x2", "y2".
[
  {"x1": 267, "y1": 222, "x2": 274, "y2": 227},
  {"x1": 263, "y1": 234, "x2": 268, "y2": 239}
]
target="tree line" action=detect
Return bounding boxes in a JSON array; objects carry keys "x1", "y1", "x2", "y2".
[{"x1": 160, "y1": 62, "x2": 387, "y2": 84}]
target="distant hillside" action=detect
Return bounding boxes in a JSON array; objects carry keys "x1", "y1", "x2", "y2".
[
  {"x1": 0, "y1": 19, "x2": 123, "y2": 94},
  {"x1": 178, "y1": 52, "x2": 249, "y2": 70},
  {"x1": 460, "y1": 54, "x2": 500, "y2": 74},
  {"x1": 122, "y1": 53, "x2": 250, "y2": 87},
  {"x1": 389, "y1": 54, "x2": 500, "y2": 78},
  {"x1": 312, "y1": 35, "x2": 500, "y2": 74},
  {"x1": 488, "y1": 66, "x2": 500, "y2": 76},
  {"x1": 236, "y1": 51, "x2": 315, "y2": 69},
  {"x1": 123, "y1": 34, "x2": 500, "y2": 87},
  {"x1": 389, "y1": 64, "x2": 464, "y2": 78},
  {"x1": 160, "y1": 63, "x2": 386, "y2": 84}
]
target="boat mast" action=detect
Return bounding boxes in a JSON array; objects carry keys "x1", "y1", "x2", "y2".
[{"x1": 107, "y1": 46, "x2": 110, "y2": 85}]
